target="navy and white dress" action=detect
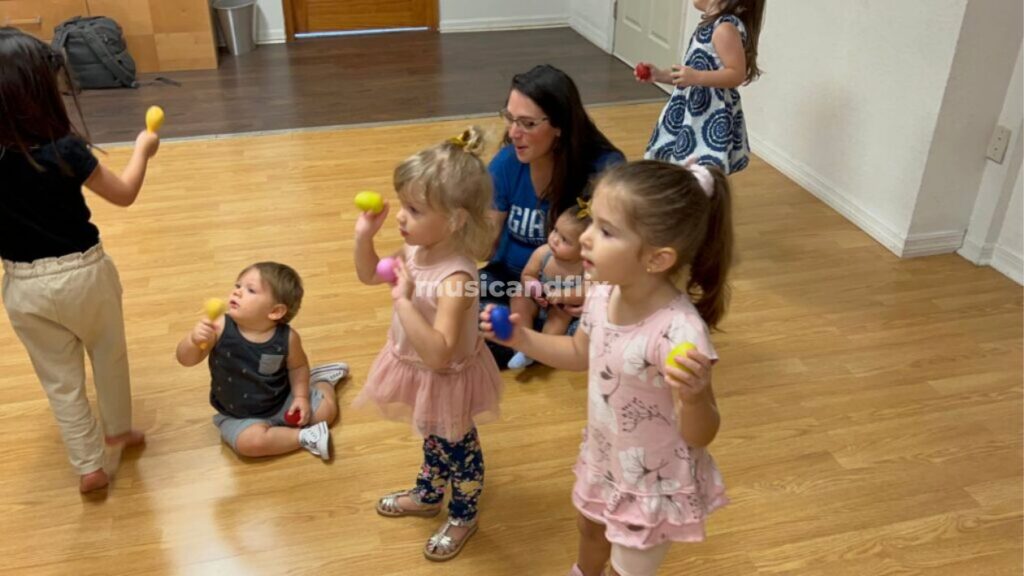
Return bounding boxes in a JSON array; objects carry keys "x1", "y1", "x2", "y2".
[{"x1": 644, "y1": 14, "x2": 750, "y2": 174}]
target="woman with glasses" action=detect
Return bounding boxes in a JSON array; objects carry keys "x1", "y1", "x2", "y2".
[{"x1": 482, "y1": 64, "x2": 624, "y2": 368}]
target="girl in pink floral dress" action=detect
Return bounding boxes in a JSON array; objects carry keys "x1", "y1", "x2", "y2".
[{"x1": 482, "y1": 158, "x2": 733, "y2": 576}]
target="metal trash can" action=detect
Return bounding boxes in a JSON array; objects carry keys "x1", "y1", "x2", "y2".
[{"x1": 212, "y1": 0, "x2": 257, "y2": 56}]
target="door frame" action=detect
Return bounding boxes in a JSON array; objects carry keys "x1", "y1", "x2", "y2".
[
  {"x1": 282, "y1": 0, "x2": 439, "y2": 41},
  {"x1": 282, "y1": 0, "x2": 297, "y2": 41}
]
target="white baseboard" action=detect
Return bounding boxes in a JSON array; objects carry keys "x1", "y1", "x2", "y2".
[
  {"x1": 259, "y1": 18, "x2": 569, "y2": 40},
  {"x1": 747, "y1": 132, "x2": 908, "y2": 257},
  {"x1": 901, "y1": 229, "x2": 965, "y2": 258},
  {"x1": 957, "y1": 236, "x2": 995, "y2": 265},
  {"x1": 569, "y1": 15, "x2": 611, "y2": 53},
  {"x1": 991, "y1": 243, "x2": 1024, "y2": 285},
  {"x1": 440, "y1": 16, "x2": 569, "y2": 33},
  {"x1": 257, "y1": 28, "x2": 287, "y2": 44},
  {"x1": 953, "y1": 237, "x2": 1022, "y2": 284}
]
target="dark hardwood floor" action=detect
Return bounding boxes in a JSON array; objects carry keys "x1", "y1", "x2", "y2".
[{"x1": 73, "y1": 28, "x2": 663, "y2": 144}]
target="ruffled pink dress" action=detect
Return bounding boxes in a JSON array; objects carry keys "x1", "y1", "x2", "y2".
[
  {"x1": 573, "y1": 284, "x2": 728, "y2": 549},
  {"x1": 354, "y1": 246, "x2": 502, "y2": 442}
]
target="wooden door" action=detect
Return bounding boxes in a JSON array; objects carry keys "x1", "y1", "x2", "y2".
[
  {"x1": 613, "y1": 0, "x2": 685, "y2": 87},
  {"x1": 0, "y1": 0, "x2": 89, "y2": 42},
  {"x1": 284, "y1": 0, "x2": 438, "y2": 38}
]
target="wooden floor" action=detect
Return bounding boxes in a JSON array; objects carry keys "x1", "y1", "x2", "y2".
[
  {"x1": 0, "y1": 104, "x2": 1020, "y2": 575},
  {"x1": 74, "y1": 28, "x2": 662, "y2": 144}
]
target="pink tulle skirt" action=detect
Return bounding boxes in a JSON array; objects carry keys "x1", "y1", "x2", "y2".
[{"x1": 353, "y1": 339, "x2": 502, "y2": 441}]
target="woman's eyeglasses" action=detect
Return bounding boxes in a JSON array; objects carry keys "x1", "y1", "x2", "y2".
[{"x1": 499, "y1": 109, "x2": 549, "y2": 132}]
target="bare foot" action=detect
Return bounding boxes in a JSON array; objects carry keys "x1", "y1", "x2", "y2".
[
  {"x1": 105, "y1": 429, "x2": 145, "y2": 447},
  {"x1": 79, "y1": 469, "x2": 109, "y2": 493}
]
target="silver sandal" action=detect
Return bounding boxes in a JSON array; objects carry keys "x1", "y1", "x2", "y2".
[
  {"x1": 423, "y1": 516, "x2": 478, "y2": 561},
  {"x1": 376, "y1": 489, "x2": 442, "y2": 518}
]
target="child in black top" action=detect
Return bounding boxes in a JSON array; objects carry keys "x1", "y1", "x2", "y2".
[{"x1": 0, "y1": 28, "x2": 159, "y2": 493}]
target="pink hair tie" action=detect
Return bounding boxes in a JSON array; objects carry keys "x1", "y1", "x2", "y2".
[{"x1": 681, "y1": 156, "x2": 715, "y2": 198}]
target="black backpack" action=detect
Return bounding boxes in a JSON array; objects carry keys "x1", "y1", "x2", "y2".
[{"x1": 52, "y1": 16, "x2": 137, "y2": 89}]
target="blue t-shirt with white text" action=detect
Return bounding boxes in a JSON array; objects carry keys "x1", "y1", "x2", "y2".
[{"x1": 488, "y1": 145, "x2": 624, "y2": 274}]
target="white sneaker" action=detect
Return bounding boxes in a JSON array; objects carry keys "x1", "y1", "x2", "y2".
[
  {"x1": 299, "y1": 421, "x2": 331, "y2": 460},
  {"x1": 310, "y1": 362, "x2": 349, "y2": 387},
  {"x1": 507, "y1": 352, "x2": 534, "y2": 369}
]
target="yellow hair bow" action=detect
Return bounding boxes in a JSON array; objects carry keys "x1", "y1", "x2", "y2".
[
  {"x1": 448, "y1": 131, "x2": 470, "y2": 148},
  {"x1": 576, "y1": 197, "x2": 592, "y2": 219}
]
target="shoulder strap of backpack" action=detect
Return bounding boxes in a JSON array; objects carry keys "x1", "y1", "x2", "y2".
[
  {"x1": 77, "y1": 20, "x2": 138, "y2": 89},
  {"x1": 51, "y1": 23, "x2": 72, "y2": 53},
  {"x1": 51, "y1": 16, "x2": 87, "y2": 53}
]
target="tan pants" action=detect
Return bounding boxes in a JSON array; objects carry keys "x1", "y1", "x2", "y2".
[{"x1": 2, "y1": 244, "x2": 132, "y2": 475}]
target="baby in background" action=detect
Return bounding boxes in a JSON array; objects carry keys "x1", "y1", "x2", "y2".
[{"x1": 507, "y1": 202, "x2": 590, "y2": 369}]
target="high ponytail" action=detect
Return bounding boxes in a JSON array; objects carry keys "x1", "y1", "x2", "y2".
[
  {"x1": 687, "y1": 169, "x2": 733, "y2": 329},
  {"x1": 594, "y1": 160, "x2": 734, "y2": 330}
]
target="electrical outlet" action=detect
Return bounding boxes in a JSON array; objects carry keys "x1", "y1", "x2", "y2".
[{"x1": 986, "y1": 125, "x2": 1011, "y2": 164}]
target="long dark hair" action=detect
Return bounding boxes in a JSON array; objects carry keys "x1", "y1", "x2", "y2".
[
  {"x1": 598, "y1": 160, "x2": 733, "y2": 330},
  {"x1": 503, "y1": 64, "x2": 622, "y2": 231},
  {"x1": 0, "y1": 27, "x2": 90, "y2": 167},
  {"x1": 702, "y1": 0, "x2": 765, "y2": 83}
]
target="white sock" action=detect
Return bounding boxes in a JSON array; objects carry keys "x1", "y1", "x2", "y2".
[{"x1": 507, "y1": 351, "x2": 534, "y2": 369}]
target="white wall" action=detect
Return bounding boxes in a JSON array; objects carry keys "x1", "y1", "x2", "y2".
[
  {"x1": 961, "y1": 45, "x2": 1023, "y2": 284},
  {"x1": 993, "y1": 165, "x2": 1023, "y2": 283},
  {"x1": 255, "y1": 0, "x2": 286, "y2": 43},
  {"x1": 908, "y1": 0, "x2": 1023, "y2": 255},
  {"x1": 742, "y1": 0, "x2": 970, "y2": 255},
  {"x1": 569, "y1": 0, "x2": 614, "y2": 52},
  {"x1": 740, "y1": 0, "x2": 1023, "y2": 261},
  {"x1": 441, "y1": 0, "x2": 567, "y2": 32}
]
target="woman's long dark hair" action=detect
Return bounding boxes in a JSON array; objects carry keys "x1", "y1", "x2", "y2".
[
  {"x1": 0, "y1": 27, "x2": 89, "y2": 167},
  {"x1": 702, "y1": 0, "x2": 765, "y2": 83},
  {"x1": 503, "y1": 64, "x2": 622, "y2": 231}
]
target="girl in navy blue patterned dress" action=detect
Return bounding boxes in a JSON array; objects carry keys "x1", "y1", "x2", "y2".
[{"x1": 638, "y1": 0, "x2": 765, "y2": 175}]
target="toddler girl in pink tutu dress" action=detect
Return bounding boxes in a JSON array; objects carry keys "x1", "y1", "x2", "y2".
[{"x1": 352, "y1": 127, "x2": 501, "y2": 563}]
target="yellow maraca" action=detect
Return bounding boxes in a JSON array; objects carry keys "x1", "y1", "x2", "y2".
[
  {"x1": 665, "y1": 342, "x2": 696, "y2": 373},
  {"x1": 199, "y1": 297, "x2": 226, "y2": 350},
  {"x1": 354, "y1": 190, "x2": 384, "y2": 214},
  {"x1": 146, "y1": 106, "x2": 165, "y2": 133}
]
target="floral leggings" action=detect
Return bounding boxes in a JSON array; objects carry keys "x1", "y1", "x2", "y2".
[{"x1": 413, "y1": 427, "x2": 484, "y2": 522}]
